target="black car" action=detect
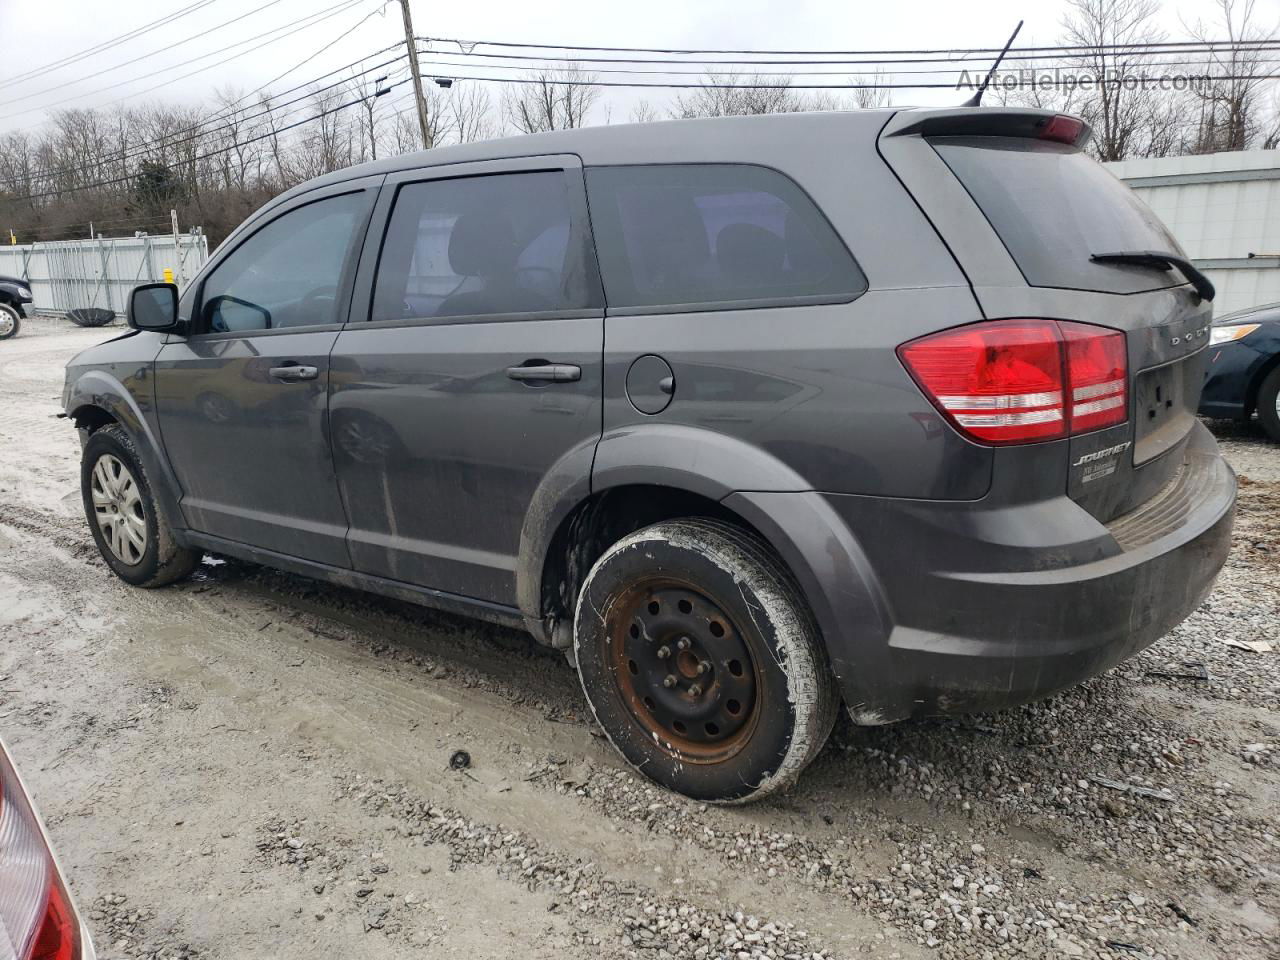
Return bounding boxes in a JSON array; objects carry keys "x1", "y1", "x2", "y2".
[
  {"x1": 1200, "y1": 302, "x2": 1280, "y2": 441},
  {"x1": 0, "y1": 273, "x2": 33, "y2": 340},
  {"x1": 63, "y1": 107, "x2": 1236, "y2": 803}
]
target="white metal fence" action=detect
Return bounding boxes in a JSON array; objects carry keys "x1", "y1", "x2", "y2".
[
  {"x1": 1106, "y1": 151, "x2": 1280, "y2": 316},
  {"x1": 0, "y1": 232, "x2": 208, "y2": 317}
]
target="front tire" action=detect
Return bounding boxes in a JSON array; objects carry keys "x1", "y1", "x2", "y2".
[
  {"x1": 0, "y1": 303, "x2": 19, "y2": 340},
  {"x1": 1257, "y1": 366, "x2": 1280, "y2": 443},
  {"x1": 81, "y1": 425, "x2": 198, "y2": 587},
  {"x1": 573, "y1": 518, "x2": 838, "y2": 804}
]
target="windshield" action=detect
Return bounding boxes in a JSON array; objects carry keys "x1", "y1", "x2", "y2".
[{"x1": 932, "y1": 136, "x2": 1184, "y2": 294}]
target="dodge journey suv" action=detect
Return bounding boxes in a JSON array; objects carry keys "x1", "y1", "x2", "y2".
[{"x1": 63, "y1": 107, "x2": 1236, "y2": 803}]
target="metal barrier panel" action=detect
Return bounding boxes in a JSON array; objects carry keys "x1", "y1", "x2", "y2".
[{"x1": 0, "y1": 232, "x2": 209, "y2": 317}]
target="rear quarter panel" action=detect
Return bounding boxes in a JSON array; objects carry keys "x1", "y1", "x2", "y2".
[{"x1": 589, "y1": 110, "x2": 993, "y2": 500}]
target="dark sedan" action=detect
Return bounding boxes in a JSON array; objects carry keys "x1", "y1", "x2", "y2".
[{"x1": 1200, "y1": 303, "x2": 1280, "y2": 441}]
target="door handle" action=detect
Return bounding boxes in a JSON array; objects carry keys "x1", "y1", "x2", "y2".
[
  {"x1": 506, "y1": 363, "x2": 582, "y2": 383},
  {"x1": 269, "y1": 364, "x2": 319, "y2": 382}
]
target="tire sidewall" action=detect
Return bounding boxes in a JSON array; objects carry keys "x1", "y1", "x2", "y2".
[
  {"x1": 81, "y1": 429, "x2": 164, "y2": 585},
  {"x1": 574, "y1": 523, "x2": 820, "y2": 803},
  {"x1": 0, "y1": 304, "x2": 19, "y2": 340},
  {"x1": 1258, "y1": 367, "x2": 1280, "y2": 443}
]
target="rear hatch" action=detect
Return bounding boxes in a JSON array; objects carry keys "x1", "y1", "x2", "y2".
[{"x1": 881, "y1": 109, "x2": 1213, "y2": 523}]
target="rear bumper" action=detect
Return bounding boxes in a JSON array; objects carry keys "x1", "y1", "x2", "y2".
[{"x1": 818, "y1": 422, "x2": 1236, "y2": 721}]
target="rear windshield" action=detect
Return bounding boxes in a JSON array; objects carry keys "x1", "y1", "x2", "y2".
[
  {"x1": 585, "y1": 163, "x2": 865, "y2": 311},
  {"x1": 931, "y1": 136, "x2": 1184, "y2": 294}
]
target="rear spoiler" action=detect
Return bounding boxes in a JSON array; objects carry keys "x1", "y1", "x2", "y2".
[{"x1": 881, "y1": 108, "x2": 1092, "y2": 149}]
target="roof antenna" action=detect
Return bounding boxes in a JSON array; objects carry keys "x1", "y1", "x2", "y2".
[{"x1": 962, "y1": 20, "x2": 1024, "y2": 107}]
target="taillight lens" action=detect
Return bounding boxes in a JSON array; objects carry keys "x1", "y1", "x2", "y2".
[
  {"x1": 1060, "y1": 321, "x2": 1127, "y2": 433},
  {"x1": 899, "y1": 319, "x2": 1128, "y2": 445},
  {"x1": 0, "y1": 746, "x2": 82, "y2": 960}
]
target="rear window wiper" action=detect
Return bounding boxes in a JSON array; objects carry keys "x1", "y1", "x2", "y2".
[{"x1": 1089, "y1": 250, "x2": 1215, "y2": 302}]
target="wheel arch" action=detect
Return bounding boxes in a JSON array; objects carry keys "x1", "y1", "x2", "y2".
[
  {"x1": 518, "y1": 426, "x2": 894, "y2": 720},
  {"x1": 1245, "y1": 349, "x2": 1280, "y2": 417},
  {"x1": 65, "y1": 371, "x2": 189, "y2": 536}
]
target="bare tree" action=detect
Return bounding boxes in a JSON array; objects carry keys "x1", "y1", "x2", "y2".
[
  {"x1": 447, "y1": 85, "x2": 496, "y2": 143},
  {"x1": 1061, "y1": 0, "x2": 1187, "y2": 161},
  {"x1": 850, "y1": 70, "x2": 894, "y2": 109},
  {"x1": 630, "y1": 100, "x2": 660, "y2": 123},
  {"x1": 1185, "y1": 0, "x2": 1277, "y2": 152},
  {"x1": 504, "y1": 68, "x2": 601, "y2": 133},
  {"x1": 672, "y1": 73, "x2": 806, "y2": 118}
]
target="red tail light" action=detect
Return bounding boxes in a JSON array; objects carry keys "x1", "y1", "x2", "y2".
[
  {"x1": 898, "y1": 319, "x2": 1128, "y2": 446},
  {"x1": 0, "y1": 745, "x2": 84, "y2": 960},
  {"x1": 1060, "y1": 321, "x2": 1127, "y2": 433}
]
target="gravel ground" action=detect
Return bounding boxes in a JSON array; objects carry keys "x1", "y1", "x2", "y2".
[{"x1": 0, "y1": 316, "x2": 1276, "y2": 960}]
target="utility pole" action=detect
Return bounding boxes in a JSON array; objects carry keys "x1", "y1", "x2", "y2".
[
  {"x1": 170, "y1": 209, "x2": 184, "y2": 286},
  {"x1": 398, "y1": 0, "x2": 432, "y2": 150}
]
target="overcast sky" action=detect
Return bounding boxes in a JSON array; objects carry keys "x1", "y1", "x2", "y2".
[{"x1": 1, "y1": 0, "x2": 1275, "y2": 137}]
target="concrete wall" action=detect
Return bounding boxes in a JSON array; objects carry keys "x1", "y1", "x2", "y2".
[{"x1": 1106, "y1": 150, "x2": 1280, "y2": 316}]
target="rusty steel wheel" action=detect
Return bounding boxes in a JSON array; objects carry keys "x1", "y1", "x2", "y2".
[
  {"x1": 574, "y1": 518, "x2": 839, "y2": 804},
  {"x1": 608, "y1": 580, "x2": 759, "y2": 763}
]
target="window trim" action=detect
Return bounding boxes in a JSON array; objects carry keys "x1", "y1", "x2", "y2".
[
  {"x1": 350, "y1": 154, "x2": 605, "y2": 328},
  {"x1": 186, "y1": 177, "x2": 381, "y2": 339},
  {"x1": 583, "y1": 161, "x2": 867, "y2": 316}
]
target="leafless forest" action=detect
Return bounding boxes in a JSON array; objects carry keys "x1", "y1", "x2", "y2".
[{"x1": 1, "y1": 0, "x2": 1277, "y2": 247}]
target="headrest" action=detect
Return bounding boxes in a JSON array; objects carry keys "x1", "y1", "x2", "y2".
[{"x1": 448, "y1": 211, "x2": 518, "y2": 277}]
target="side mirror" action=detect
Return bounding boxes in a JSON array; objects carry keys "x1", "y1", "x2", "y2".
[
  {"x1": 128, "y1": 282, "x2": 180, "y2": 332},
  {"x1": 202, "y1": 294, "x2": 272, "y2": 332}
]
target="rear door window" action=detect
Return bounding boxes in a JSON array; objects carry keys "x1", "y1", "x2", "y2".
[
  {"x1": 585, "y1": 164, "x2": 865, "y2": 311},
  {"x1": 931, "y1": 136, "x2": 1184, "y2": 294},
  {"x1": 371, "y1": 170, "x2": 601, "y2": 322}
]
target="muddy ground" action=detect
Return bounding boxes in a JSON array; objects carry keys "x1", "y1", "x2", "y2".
[{"x1": 1, "y1": 316, "x2": 1276, "y2": 960}]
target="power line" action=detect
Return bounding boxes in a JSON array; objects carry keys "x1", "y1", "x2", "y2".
[
  {"x1": 5, "y1": 0, "x2": 292, "y2": 106},
  {"x1": 216, "y1": 2, "x2": 397, "y2": 117},
  {"x1": 0, "y1": 0, "x2": 368, "y2": 123},
  {"x1": 407, "y1": 65, "x2": 1279, "y2": 92},
  {"x1": 0, "y1": 0, "x2": 220, "y2": 91},
  {"x1": 423, "y1": 34, "x2": 1280, "y2": 58},
  {"x1": 422, "y1": 40, "x2": 1280, "y2": 70},
  {"x1": 0, "y1": 49, "x2": 408, "y2": 192},
  {"x1": 410, "y1": 49, "x2": 1280, "y2": 79}
]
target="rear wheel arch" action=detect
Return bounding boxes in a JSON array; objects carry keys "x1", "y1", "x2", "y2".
[
  {"x1": 535, "y1": 484, "x2": 766, "y2": 643},
  {"x1": 517, "y1": 425, "x2": 812, "y2": 641},
  {"x1": 1246, "y1": 351, "x2": 1280, "y2": 416}
]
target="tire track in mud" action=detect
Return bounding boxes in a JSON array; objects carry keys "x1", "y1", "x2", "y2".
[{"x1": 1, "y1": 482, "x2": 912, "y2": 958}]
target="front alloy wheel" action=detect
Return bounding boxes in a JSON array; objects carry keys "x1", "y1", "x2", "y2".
[{"x1": 90, "y1": 453, "x2": 147, "y2": 565}]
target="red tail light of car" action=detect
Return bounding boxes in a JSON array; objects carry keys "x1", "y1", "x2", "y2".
[
  {"x1": 898, "y1": 319, "x2": 1128, "y2": 445},
  {"x1": 0, "y1": 744, "x2": 84, "y2": 960}
]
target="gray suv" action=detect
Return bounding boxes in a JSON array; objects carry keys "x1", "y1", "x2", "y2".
[{"x1": 63, "y1": 108, "x2": 1236, "y2": 803}]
